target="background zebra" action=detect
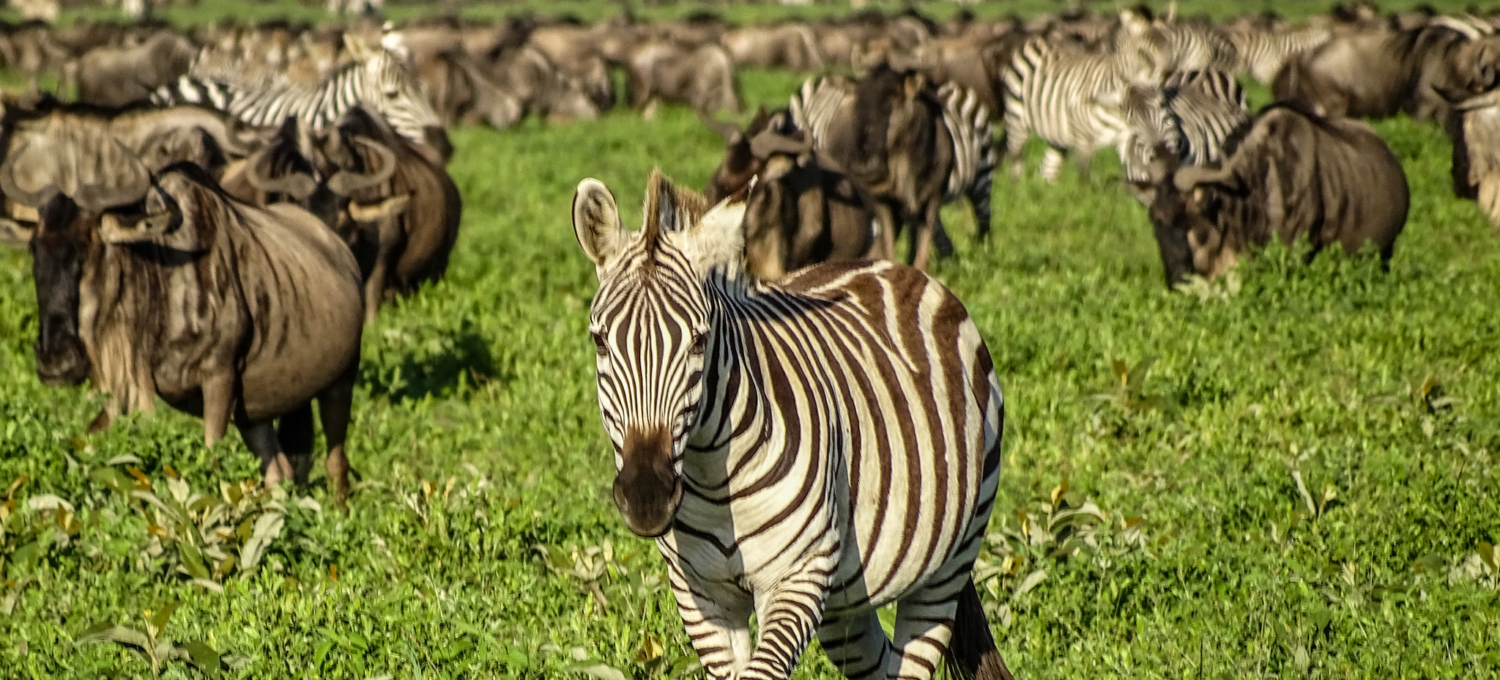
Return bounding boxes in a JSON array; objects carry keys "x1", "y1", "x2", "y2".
[
  {"x1": 572, "y1": 171, "x2": 1009, "y2": 680},
  {"x1": 1002, "y1": 35, "x2": 1178, "y2": 182},
  {"x1": 789, "y1": 73, "x2": 997, "y2": 240},
  {"x1": 1222, "y1": 24, "x2": 1333, "y2": 83},
  {"x1": 153, "y1": 38, "x2": 442, "y2": 155},
  {"x1": 1163, "y1": 69, "x2": 1251, "y2": 167}
]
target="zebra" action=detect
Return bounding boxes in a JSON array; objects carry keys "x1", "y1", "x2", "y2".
[
  {"x1": 1002, "y1": 35, "x2": 1180, "y2": 182},
  {"x1": 1152, "y1": 20, "x2": 1241, "y2": 73},
  {"x1": 1222, "y1": 24, "x2": 1332, "y2": 83},
  {"x1": 571, "y1": 170, "x2": 1009, "y2": 680},
  {"x1": 789, "y1": 73, "x2": 997, "y2": 241},
  {"x1": 1162, "y1": 69, "x2": 1251, "y2": 168},
  {"x1": 153, "y1": 41, "x2": 441, "y2": 152}
]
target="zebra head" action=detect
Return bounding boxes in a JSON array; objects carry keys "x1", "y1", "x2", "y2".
[
  {"x1": 572, "y1": 170, "x2": 751, "y2": 538},
  {"x1": 1103, "y1": 83, "x2": 1183, "y2": 185},
  {"x1": 355, "y1": 47, "x2": 443, "y2": 151}
]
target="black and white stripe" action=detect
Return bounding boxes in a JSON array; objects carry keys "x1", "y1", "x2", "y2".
[
  {"x1": 789, "y1": 75, "x2": 997, "y2": 237},
  {"x1": 153, "y1": 48, "x2": 440, "y2": 148},
  {"x1": 1002, "y1": 35, "x2": 1179, "y2": 182},
  {"x1": 575, "y1": 173, "x2": 1005, "y2": 680},
  {"x1": 1163, "y1": 69, "x2": 1251, "y2": 167}
]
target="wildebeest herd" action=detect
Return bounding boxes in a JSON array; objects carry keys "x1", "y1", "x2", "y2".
[{"x1": 1, "y1": 2, "x2": 1498, "y2": 679}]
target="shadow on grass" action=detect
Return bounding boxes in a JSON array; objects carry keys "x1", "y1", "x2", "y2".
[{"x1": 360, "y1": 320, "x2": 500, "y2": 403}]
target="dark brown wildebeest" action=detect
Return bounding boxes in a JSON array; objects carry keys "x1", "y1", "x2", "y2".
[
  {"x1": 6, "y1": 136, "x2": 362, "y2": 502},
  {"x1": 415, "y1": 48, "x2": 525, "y2": 128},
  {"x1": 625, "y1": 40, "x2": 741, "y2": 118},
  {"x1": 1272, "y1": 17, "x2": 1500, "y2": 121},
  {"x1": 704, "y1": 111, "x2": 884, "y2": 281},
  {"x1": 808, "y1": 63, "x2": 954, "y2": 271},
  {"x1": 71, "y1": 31, "x2": 196, "y2": 107},
  {"x1": 1144, "y1": 103, "x2": 1409, "y2": 287}
]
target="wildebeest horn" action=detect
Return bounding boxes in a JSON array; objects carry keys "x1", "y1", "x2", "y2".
[
  {"x1": 1430, "y1": 15, "x2": 1486, "y2": 40},
  {"x1": 244, "y1": 148, "x2": 318, "y2": 201},
  {"x1": 0, "y1": 142, "x2": 58, "y2": 208},
  {"x1": 325, "y1": 136, "x2": 397, "y2": 196},
  {"x1": 1456, "y1": 86, "x2": 1500, "y2": 110},
  {"x1": 1173, "y1": 164, "x2": 1232, "y2": 193},
  {"x1": 73, "y1": 142, "x2": 152, "y2": 212},
  {"x1": 748, "y1": 129, "x2": 813, "y2": 160}
]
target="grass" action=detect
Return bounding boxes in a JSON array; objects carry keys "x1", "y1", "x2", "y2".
[{"x1": 2, "y1": 15, "x2": 1500, "y2": 680}]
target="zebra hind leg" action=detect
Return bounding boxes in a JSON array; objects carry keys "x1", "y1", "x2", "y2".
[
  {"x1": 816, "y1": 611, "x2": 894, "y2": 680},
  {"x1": 944, "y1": 578, "x2": 1014, "y2": 680}
]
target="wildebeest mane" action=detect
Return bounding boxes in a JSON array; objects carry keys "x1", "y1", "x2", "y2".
[{"x1": 852, "y1": 64, "x2": 907, "y2": 180}]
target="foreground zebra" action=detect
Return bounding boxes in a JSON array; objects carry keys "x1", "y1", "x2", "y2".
[
  {"x1": 154, "y1": 38, "x2": 444, "y2": 159},
  {"x1": 572, "y1": 171, "x2": 1010, "y2": 680}
]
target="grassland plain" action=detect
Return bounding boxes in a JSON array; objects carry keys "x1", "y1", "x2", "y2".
[{"x1": 1, "y1": 12, "x2": 1500, "y2": 680}]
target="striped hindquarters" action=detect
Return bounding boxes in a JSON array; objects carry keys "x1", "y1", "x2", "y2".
[
  {"x1": 720, "y1": 260, "x2": 1005, "y2": 610},
  {"x1": 1163, "y1": 69, "x2": 1251, "y2": 167},
  {"x1": 788, "y1": 75, "x2": 853, "y2": 147},
  {"x1": 937, "y1": 81, "x2": 997, "y2": 236}
]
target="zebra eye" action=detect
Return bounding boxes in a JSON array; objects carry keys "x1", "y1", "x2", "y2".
[
  {"x1": 688, "y1": 333, "x2": 708, "y2": 357},
  {"x1": 591, "y1": 332, "x2": 608, "y2": 357}
]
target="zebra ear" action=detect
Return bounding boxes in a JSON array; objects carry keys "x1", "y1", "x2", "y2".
[
  {"x1": 574, "y1": 178, "x2": 624, "y2": 273},
  {"x1": 643, "y1": 168, "x2": 708, "y2": 237}
]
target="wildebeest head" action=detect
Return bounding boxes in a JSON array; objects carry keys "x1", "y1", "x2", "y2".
[
  {"x1": 1146, "y1": 144, "x2": 1242, "y2": 287},
  {"x1": 572, "y1": 170, "x2": 750, "y2": 537},
  {"x1": 1, "y1": 137, "x2": 152, "y2": 386},
  {"x1": 244, "y1": 117, "x2": 321, "y2": 209},
  {"x1": 703, "y1": 106, "x2": 778, "y2": 203},
  {"x1": 851, "y1": 63, "x2": 929, "y2": 182}
]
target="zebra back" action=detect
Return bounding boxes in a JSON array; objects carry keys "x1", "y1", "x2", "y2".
[
  {"x1": 1003, "y1": 35, "x2": 1159, "y2": 157},
  {"x1": 1224, "y1": 25, "x2": 1333, "y2": 83},
  {"x1": 158, "y1": 46, "x2": 440, "y2": 149}
]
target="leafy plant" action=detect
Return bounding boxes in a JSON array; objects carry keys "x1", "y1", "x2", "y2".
[{"x1": 75, "y1": 601, "x2": 245, "y2": 677}]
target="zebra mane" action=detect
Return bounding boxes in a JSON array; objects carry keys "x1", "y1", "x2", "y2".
[{"x1": 639, "y1": 169, "x2": 749, "y2": 283}]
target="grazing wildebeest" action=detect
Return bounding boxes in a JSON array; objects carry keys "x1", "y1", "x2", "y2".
[
  {"x1": 6, "y1": 136, "x2": 363, "y2": 502},
  {"x1": 1144, "y1": 103, "x2": 1409, "y2": 287},
  {"x1": 314, "y1": 107, "x2": 461, "y2": 323},
  {"x1": 72, "y1": 31, "x2": 197, "y2": 107},
  {"x1": 625, "y1": 40, "x2": 741, "y2": 117},
  {"x1": 1272, "y1": 17, "x2": 1500, "y2": 121},
  {"x1": 705, "y1": 112, "x2": 882, "y2": 281}
]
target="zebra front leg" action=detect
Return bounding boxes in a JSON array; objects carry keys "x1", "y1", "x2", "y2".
[
  {"x1": 666, "y1": 564, "x2": 754, "y2": 680},
  {"x1": 817, "y1": 611, "x2": 894, "y2": 680},
  {"x1": 1039, "y1": 146, "x2": 1067, "y2": 184},
  {"x1": 739, "y1": 577, "x2": 831, "y2": 680}
]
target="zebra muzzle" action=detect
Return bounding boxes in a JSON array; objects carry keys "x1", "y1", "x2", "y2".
[{"x1": 613, "y1": 427, "x2": 683, "y2": 538}]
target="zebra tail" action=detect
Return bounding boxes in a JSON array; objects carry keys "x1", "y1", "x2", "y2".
[{"x1": 945, "y1": 578, "x2": 1015, "y2": 680}]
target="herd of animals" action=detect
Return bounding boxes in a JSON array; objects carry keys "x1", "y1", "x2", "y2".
[{"x1": 1, "y1": 3, "x2": 1498, "y2": 680}]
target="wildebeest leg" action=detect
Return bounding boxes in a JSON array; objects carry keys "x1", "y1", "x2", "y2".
[
  {"x1": 241, "y1": 421, "x2": 294, "y2": 488},
  {"x1": 317, "y1": 366, "x2": 357, "y2": 507},
  {"x1": 967, "y1": 168, "x2": 994, "y2": 240},
  {"x1": 874, "y1": 203, "x2": 898, "y2": 264},
  {"x1": 277, "y1": 405, "x2": 316, "y2": 486},
  {"x1": 363, "y1": 234, "x2": 400, "y2": 325},
  {"x1": 201, "y1": 371, "x2": 237, "y2": 447},
  {"x1": 909, "y1": 200, "x2": 940, "y2": 271}
]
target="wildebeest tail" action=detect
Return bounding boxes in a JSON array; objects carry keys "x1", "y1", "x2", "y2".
[{"x1": 945, "y1": 578, "x2": 1015, "y2": 680}]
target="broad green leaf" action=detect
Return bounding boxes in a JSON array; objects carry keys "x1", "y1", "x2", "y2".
[{"x1": 74, "y1": 623, "x2": 150, "y2": 650}]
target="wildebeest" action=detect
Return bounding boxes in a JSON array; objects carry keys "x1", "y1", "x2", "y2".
[
  {"x1": 1144, "y1": 103, "x2": 1409, "y2": 287},
  {"x1": 720, "y1": 23, "x2": 825, "y2": 71},
  {"x1": 5, "y1": 134, "x2": 363, "y2": 501},
  {"x1": 705, "y1": 110, "x2": 883, "y2": 281},
  {"x1": 1443, "y1": 86, "x2": 1500, "y2": 229},
  {"x1": 70, "y1": 31, "x2": 197, "y2": 107},
  {"x1": 1272, "y1": 17, "x2": 1500, "y2": 121},
  {"x1": 625, "y1": 40, "x2": 741, "y2": 117}
]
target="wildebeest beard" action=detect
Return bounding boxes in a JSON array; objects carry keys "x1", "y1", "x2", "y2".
[
  {"x1": 852, "y1": 64, "x2": 906, "y2": 182},
  {"x1": 31, "y1": 193, "x2": 93, "y2": 386}
]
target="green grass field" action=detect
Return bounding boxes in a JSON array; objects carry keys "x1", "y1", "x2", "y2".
[{"x1": 3, "y1": 9, "x2": 1500, "y2": 678}]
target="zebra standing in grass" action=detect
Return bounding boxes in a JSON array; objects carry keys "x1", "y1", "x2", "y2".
[
  {"x1": 572, "y1": 170, "x2": 1009, "y2": 680},
  {"x1": 789, "y1": 73, "x2": 997, "y2": 240},
  {"x1": 1002, "y1": 35, "x2": 1180, "y2": 182},
  {"x1": 153, "y1": 37, "x2": 442, "y2": 154}
]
